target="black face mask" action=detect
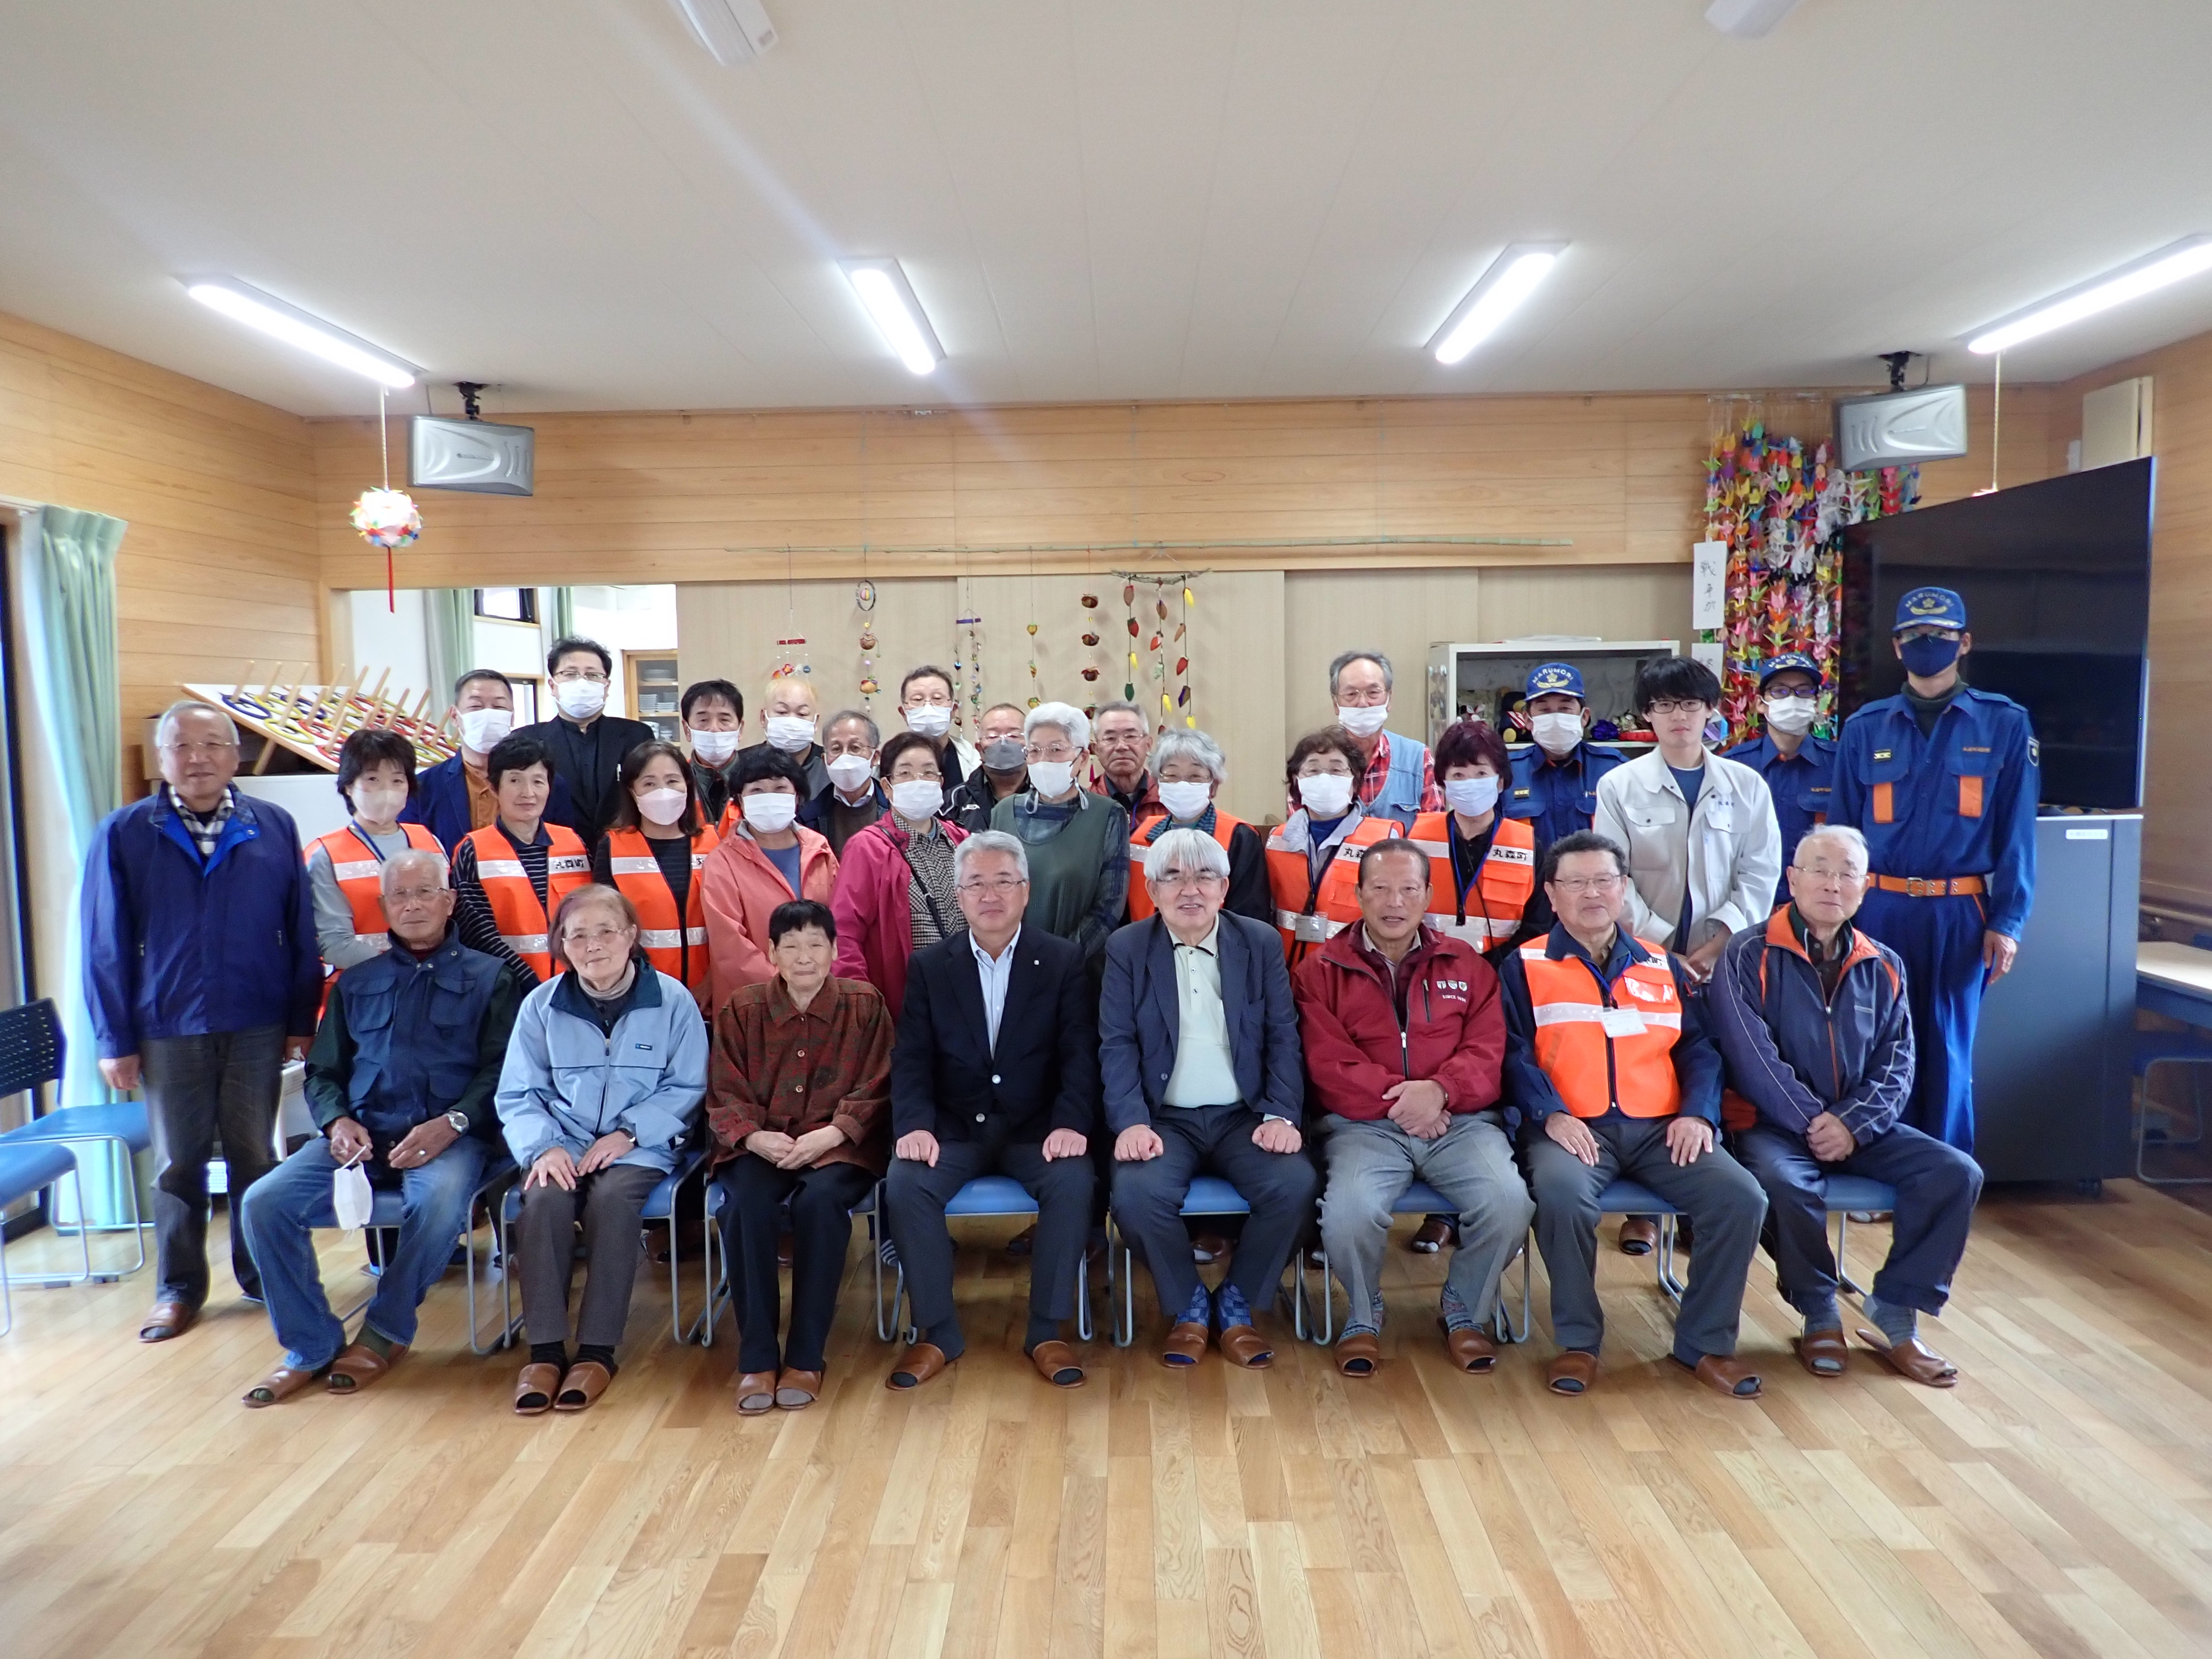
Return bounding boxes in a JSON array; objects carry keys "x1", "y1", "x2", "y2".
[
  {"x1": 1898, "y1": 634, "x2": 1961, "y2": 677},
  {"x1": 982, "y1": 738, "x2": 1026, "y2": 771}
]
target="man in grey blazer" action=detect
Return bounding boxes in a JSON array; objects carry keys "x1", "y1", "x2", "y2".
[{"x1": 1102, "y1": 828, "x2": 1316, "y2": 1369}]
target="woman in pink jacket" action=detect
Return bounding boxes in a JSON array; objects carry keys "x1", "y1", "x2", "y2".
[
  {"x1": 701, "y1": 747, "x2": 838, "y2": 1010},
  {"x1": 830, "y1": 732, "x2": 968, "y2": 1020}
]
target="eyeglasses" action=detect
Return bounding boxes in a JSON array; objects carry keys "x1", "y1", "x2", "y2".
[
  {"x1": 1550, "y1": 874, "x2": 1626, "y2": 895},
  {"x1": 958, "y1": 877, "x2": 1027, "y2": 896},
  {"x1": 550, "y1": 667, "x2": 609, "y2": 683},
  {"x1": 1645, "y1": 699, "x2": 1710, "y2": 717},
  {"x1": 564, "y1": 926, "x2": 631, "y2": 948},
  {"x1": 1026, "y1": 745, "x2": 1078, "y2": 763},
  {"x1": 161, "y1": 741, "x2": 237, "y2": 758},
  {"x1": 1154, "y1": 869, "x2": 1226, "y2": 891},
  {"x1": 1792, "y1": 864, "x2": 1867, "y2": 888},
  {"x1": 387, "y1": 886, "x2": 446, "y2": 905}
]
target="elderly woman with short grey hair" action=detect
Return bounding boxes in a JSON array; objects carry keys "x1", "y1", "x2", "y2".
[
  {"x1": 988, "y1": 701, "x2": 1129, "y2": 968},
  {"x1": 1127, "y1": 727, "x2": 1272, "y2": 927}
]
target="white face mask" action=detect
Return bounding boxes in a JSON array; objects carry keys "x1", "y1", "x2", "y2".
[
  {"x1": 903, "y1": 705, "x2": 952, "y2": 738},
  {"x1": 554, "y1": 678, "x2": 607, "y2": 720},
  {"x1": 1298, "y1": 773, "x2": 1354, "y2": 817},
  {"x1": 1764, "y1": 695, "x2": 1817, "y2": 737},
  {"x1": 457, "y1": 706, "x2": 513, "y2": 753},
  {"x1": 765, "y1": 714, "x2": 817, "y2": 754},
  {"x1": 1157, "y1": 780, "x2": 1212, "y2": 821},
  {"x1": 1443, "y1": 776, "x2": 1500, "y2": 818},
  {"x1": 637, "y1": 787, "x2": 688, "y2": 826},
  {"x1": 826, "y1": 753, "x2": 875, "y2": 795},
  {"x1": 741, "y1": 792, "x2": 799, "y2": 833},
  {"x1": 1335, "y1": 702, "x2": 1390, "y2": 738},
  {"x1": 689, "y1": 727, "x2": 741, "y2": 764},
  {"x1": 890, "y1": 779, "x2": 944, "y2": 820},
  {"x1": 352, "y1": 785, "x2": 408, "y2": 825},
  {"x1": 1027, "y1": 760, "x2": 1076, "y2": 798},
  {"x1": 1531, "y1": 711, "x2": 1584, "y2": 757}
]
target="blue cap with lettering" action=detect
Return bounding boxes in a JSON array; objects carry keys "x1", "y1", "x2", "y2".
[
  {"x1": 1756, "y1": 651, "x2": 1823, "y2": 690},
  {"x1": 1525, "y1": 661, "x2": 1585, "y2": 700},
  {"x1": 1893, "y1": 586, "x2": 1967, "y2": 632}
]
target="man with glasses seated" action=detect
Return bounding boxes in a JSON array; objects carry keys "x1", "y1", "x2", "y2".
[
  {"x1": 1710, "y1": 825, "x2": 1980, "y2": 1387},
  {"x1": 883, "y1": 832, "x2": 1100, "y2": 1392},
  {"x1": 1501, "y1": 831, "x2": 1768, "y2": 1401},
  {"x1": 519, "y1": 635, "x2": 654, "y2": 844},
  {"x1": 237, "y1": 851, "x2": 528, "y2": 1405},
  {"x1": 1102, "y1": 828, "x2": 1314, "y2": 1370}
]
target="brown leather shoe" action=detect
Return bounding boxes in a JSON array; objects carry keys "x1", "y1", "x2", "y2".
[
  {"x1": 1029, "y1": 1340, "x2": 1085, "y2": 1387},
  {"x1": 242, "y1": 1362, "x2": 325, "y2": 1407},
  {"x1": 1618, "y1": 1218, "x2": 1657, "y2": 1256},
  {"x1": 1547, "y1": 1350, "x2": 1599, "y2": 1395},
  {"x1": 1676, "y1": 1353, "x2": 1763, "y2": 1399},
  {"x1": 1191, "y1": 1232, "x2": 1232, "y2": 1264},
  {"x1": 514, "y1": 1362, "x2": 563, "y2": 1416},
  {"x1": 1335, "y1": 1329, "x2": 1381, "y2": 1378},
  {"x1": 1794, "y1": 1329, "x2": 1849, "y2": 1379},
  {"x1": 1444, "y1": 1326, "x2": 1498, "y2": 1374},
  {"x1": 1854, "y1": 1328, "x2": 1959, "y2": 1387},
  {"x1": 327, "y1": 1340, "x2": 408, "y2": 1393},
  {"x1": 1160, "y1": 1321, "x2": 1209, "y2": 1368},
  {"x1": 1218, "y1": 1323, "x2": 1274, "y2": 1369},
  {"x1": 1410, "y1": 1216, "x2": 1455, "y2": 1254},
  {"x1": 555, "y1": 1360, "x2": 613, "y2": 1411},
  {"x1": 775, "y1": 1369, "x2": 823, "y2": 1408},
  {"x1": 734, "y1": 1370, "x2": 778, "y2": 1415},
  {"x1": 886, "y1": 1342, "x2": 954, "y2": 1390},
  {"x1": 139, "y1": 1300, "x2": 197, "y2": 1343}
]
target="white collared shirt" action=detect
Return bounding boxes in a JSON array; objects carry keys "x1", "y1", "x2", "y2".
[
  {"x1": 1164, "y1": 919, "x2": 1243, "y2": 1108},
  {"x1": 970, "y1": 925, "x2": 1022, "y2": 1053}
]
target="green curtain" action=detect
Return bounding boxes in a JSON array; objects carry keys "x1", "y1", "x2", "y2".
[
  {"x1": 21, "y1": 507, "x2": 128, "y2": 1214},
  {"x1": 545, "y1": 586, "x2": 576, "y2": 643},
  {"x1": 424, "y1": 587, "x2": 474, "y2": 717}
]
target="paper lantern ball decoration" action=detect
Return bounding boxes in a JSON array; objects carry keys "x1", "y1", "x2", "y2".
[{"x1": 351, "y1": 488, "x2": 422, "y2": 549}]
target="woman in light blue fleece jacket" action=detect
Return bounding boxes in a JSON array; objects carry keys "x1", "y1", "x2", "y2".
[{"x1": 496, "y1": 885, "x2": 707, "y2": 1415}]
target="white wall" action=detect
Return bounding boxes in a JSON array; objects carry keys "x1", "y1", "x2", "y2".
[
  {"x1": 345, "y1": 587, "x2": 432, "y2": 709},
  {"x1": 567, "y1": 584, "x2": 677, "y2": 717}
]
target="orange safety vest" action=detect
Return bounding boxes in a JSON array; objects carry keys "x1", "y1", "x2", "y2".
[
  {"x1": 1264, "y1": 815, "x2": 1399, "y2": 966},
  {"x1": 306, "y1": 822, "x2": 445, "y2": 965},
  {"x1": 603, "y1": 823, "x2": 721, "y2": 997},
  {"x1": 1127, "y1": 809, "x2": 1246, "y2": 922},
  {"x1": 1407, "y1": 812, "x2": 1535, "y2": 954},
  {"x1": 463, "y1": 822, "x2": 591, "y2": 981},
  {"x1": 1516, "y1": 939, "x2": 1684, "y2": 1119}
]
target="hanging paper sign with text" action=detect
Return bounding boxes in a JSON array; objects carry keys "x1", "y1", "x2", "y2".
[
  {"x1": 1691, "y1": 540, "x2": 1728, "y2": 629},
  {"x1": 1692, "y1": 640, "x2": 1726, "y2": 679}
]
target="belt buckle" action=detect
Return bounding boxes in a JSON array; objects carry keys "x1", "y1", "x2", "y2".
[{"x1": 1906, "y1": 877, "x2": 1933, "y2": 897}]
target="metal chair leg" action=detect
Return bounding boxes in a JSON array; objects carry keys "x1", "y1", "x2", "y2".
[{"x1": 1655, "y1": 1215, "x2": 1686, "y2": 1303}]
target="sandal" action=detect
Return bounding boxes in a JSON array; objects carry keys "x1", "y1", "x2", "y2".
[
  {"x1": 327, "y1": 1340, "x2": 409, "y2": 1394},
  {"x1": 555, "y1": 1360, "x2": 613, "y2": 1412},
  {"x1": 514, "y1": 1361, "x2": 564, "y2": 1416},
  {"x1": 242, "y1": 1362, "x2": 326, "y2": 1408},
  {"x1": 1854, "y1": 1328, "x2": 1959, "y2": 1387},
  {"x1": 1794, "y1": 1329, "x2": 1849, "y2": 1379},
  {"x1": 734, "y1": 1370, "x2": 778, "y2": 1415}
]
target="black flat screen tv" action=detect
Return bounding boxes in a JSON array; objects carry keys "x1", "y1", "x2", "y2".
[{"x1": 1839, "y1": 456, "x2": 2154, "y2": 810}]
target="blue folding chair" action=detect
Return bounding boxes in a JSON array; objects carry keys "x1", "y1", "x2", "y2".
[
  {"x1": 1296, "y1": 1178, "x2": 1533, "y2": 1347},
  {"x1": 1108, "y1": 1174, "x2": 1306, "y2": 1348},
  {"x1": 880, "y1": 1175, "x2": 1095, "y2": 1345},
  {"x1": 0, "y1": 999, "x2": 149, "y2": 1281},
  {"x1": 330, "y1": 1155, "x2": 520, "y2": 1354},
  {"x1": 0, "y1": 1142, "x2": 90, "y2": 1333},
  {"x1": 1818, "y1": 1173, "x2": 1898, "y2": 1299},
  {"x1": 498, "y1": 1148, "x2": 708, "y2": 1349},
  {"x1": 695, "y1": 1175, "x2": 894, "y2": 1347}
]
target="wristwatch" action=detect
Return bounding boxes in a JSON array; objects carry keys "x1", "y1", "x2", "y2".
[{"x1": 444, "y1": 1110, "x2": 469, "y2": 1135}]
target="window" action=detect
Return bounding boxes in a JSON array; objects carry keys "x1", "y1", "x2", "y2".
[{"x1": 473, "y1": 587, "x2": 537, "y2": 623}]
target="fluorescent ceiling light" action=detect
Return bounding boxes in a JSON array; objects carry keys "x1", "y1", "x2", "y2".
[
  {"x1": 665, "y1": 0, "x2": 777, "y2": 65},
  {"x1": 1428, "y1": 244, "x2": 1564, "y2": 366},
  {"x1": 1705, "y1": 0, "x2": 1804, "y2": 40},
  {"x1": 183, "y1": 278, "x2": 417, "y2": 388},
  {"x1": 1966, "y1": 236, "x2": 2212, "y2": 354},
  {"x1": 839, "y1": 258, "x2": 942, "y2": 375}
]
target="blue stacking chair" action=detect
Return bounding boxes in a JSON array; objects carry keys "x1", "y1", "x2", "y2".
[
  {"x1": 1108, "y1": 1174, "x2": 1308, "y2": 1348},
  {"x1": 333, "y1": 1156, "x2": 520, "y2": 1354},
  {"x1": 497, "y1": 1147, "x2": 708, "y2": 1348},
  {"x1": 1296, "y1": 1178, "x2": 1532, "y2": 1347},
  {"x1": 0, "y1": 1143, "x2": 89, "y2": 1333},
  {"x1": 1818, "y1": 1173, "x2": 1899, "y2": 1298},
  {"x1": 695, "y1": 1176, "x2": 894, "y2": 1347},
  {"x1": 0, "y1": 999, "x2": 149, "y2": 1281},
  {"x1": 877, "y1": 1175, "x2": 1095, "y2": 1345}
]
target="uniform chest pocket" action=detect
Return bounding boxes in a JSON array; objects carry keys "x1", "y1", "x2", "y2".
[
  {"x1": 1623, "y1": 803, "x2": 1678, "y2": 870},
  {"x1": 1949, "y1": 745, "x2": 1990, "y2": 818},
  {"x1": 1864, "y1": 746, "x2": 1912, "y2": 825},
  {"x1": 1802, "y1": 782, "x2": 1833, "y2": 823},
  {"x1": 347, "y1": 988, "x2": 396, "y2": 1035}
]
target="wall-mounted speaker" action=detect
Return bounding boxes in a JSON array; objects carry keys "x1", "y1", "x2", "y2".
[
  {"x1": 409, "y1": 416, "x2": 535, "y2": 496},
  {"x1": 1833, "y1": 384, "x2": 1969, "y2": 472}
]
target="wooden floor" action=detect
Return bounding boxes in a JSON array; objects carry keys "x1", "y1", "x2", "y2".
[{"x1": 3, "y1": 1186, "x2": 2211, "y2": 1659}]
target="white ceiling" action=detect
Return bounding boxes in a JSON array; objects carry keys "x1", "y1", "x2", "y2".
[{"x1": 4, "y1": 0, "x2": 2211, "y2": 416}]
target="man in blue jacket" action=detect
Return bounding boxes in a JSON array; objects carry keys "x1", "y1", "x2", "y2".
[
  {"x1": 1506, "y1": 661, "x2": 1626, "y2": 851},
  {"x1": 237, "y1": 850, "x2": 528, "y2": 1405},
  {"x1": 403, "y1": 668, "x2": 574, "y2": 849},
  {"x1": 1832, "y1": 587, "x2": 2038, "y2": 1152},
  {"x1": 1710, "y1": 825, "x2": 1981, "y2": 1387},
  {"x1": 1723, "y1": 651, "x2": 1837, "y2": 910},
  {"x1": 82, "y1": 701, "x2": 322, "y2": 1343}
]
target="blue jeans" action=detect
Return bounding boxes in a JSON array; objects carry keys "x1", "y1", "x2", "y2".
[{"x1": 239, "y1": 1133, "x2": 488, "y2": 1369}]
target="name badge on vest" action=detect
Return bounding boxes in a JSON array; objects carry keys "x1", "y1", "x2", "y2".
[{"x1": 1599, "y1": 1007, "x2": 1646, "y2": 1039}]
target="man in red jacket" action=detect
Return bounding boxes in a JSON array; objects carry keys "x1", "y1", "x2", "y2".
[{"x1": 1293, "y1": 838, "x2": 1532, "y2": 1378}]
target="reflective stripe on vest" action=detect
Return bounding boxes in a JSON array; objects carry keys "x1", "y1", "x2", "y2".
[
  {"x1": 603, "y1": 825, "x2": 720, "y2": 995},
  {"x1": 1407, "y1": 812, "x2": 1535, "y2": 950},
  {"x1": 1516, "y1": 938, "x2": 1683, "y2": 1119},
  {"x1": 1263, "y1": 816, "x2": 1398, "y2": 963},
  {"x1": 1128, "y1": 810, "x2": 1244, "y2": 922},
  {"x1": 465, "y1": 823, "x2": 589, "y2": 982}
]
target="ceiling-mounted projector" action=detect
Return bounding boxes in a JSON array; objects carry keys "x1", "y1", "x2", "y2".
[
  {"x1": 409, "y1": 416, "x2": 535, "y2": 496},
  {"x1": 1705, "y1": 0, "x2": 1803, "y2": 39},
  {"x1": 667, "y1": 0, "x2": 777, "y2": 64},
  {"x1": 1833, "y1": 384, "x2": 1969, "y2": 473}
]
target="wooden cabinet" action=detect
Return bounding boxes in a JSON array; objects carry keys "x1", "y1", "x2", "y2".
[{"x1": 627, "y1": 650, "x2": 681, "y2": 743}]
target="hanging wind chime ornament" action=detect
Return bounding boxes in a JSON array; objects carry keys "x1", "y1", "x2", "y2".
[
  {"x1": 352, "y1": 387, "x2": 421, "y2": 610},
  {"x1": 1079, "y1": 587, "x2": 1102, "y2": 707},
  {"x1": 770, "y1": 638, "x2": 810, "y2": 680},
  {"x1": 956, "y1": 611, "x2": 985, "y2": 728},
  {"x1": 1123, "y1": 583, "x2": 1139, "y2": 700},
  {"x1": 1181, "y1": 583, "x2": 1196, "y2": 726},
  {"x1": 854, "y1": 578, "x2": 879, "y2": 701}
]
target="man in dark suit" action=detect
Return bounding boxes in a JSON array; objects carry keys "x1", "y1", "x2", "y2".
[
  {"x1": 516, "y1": 637, "x2": 654, "y2": 843},
  {"x1": 1102, "y1": 827, "x2": 1315, "y2": 1369},
  {"x1": 884, "y1": 830, "x2": 1100, "y2": 1391}
]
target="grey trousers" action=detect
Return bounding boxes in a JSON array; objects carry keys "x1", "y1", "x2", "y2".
[
  {"x1": 142, "y1": 1024, "x2": 285, "y2": 1306},
  {"x1": 1524, "y1": 1115, "x2": 1766, "y2": 1365},
  {"x1": 1318, "y1": 1111, "x2": 1533, "y2": 1333},
  {"x1": 514, "y1": 1162, "x2": 661, "y2": 1349}
]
